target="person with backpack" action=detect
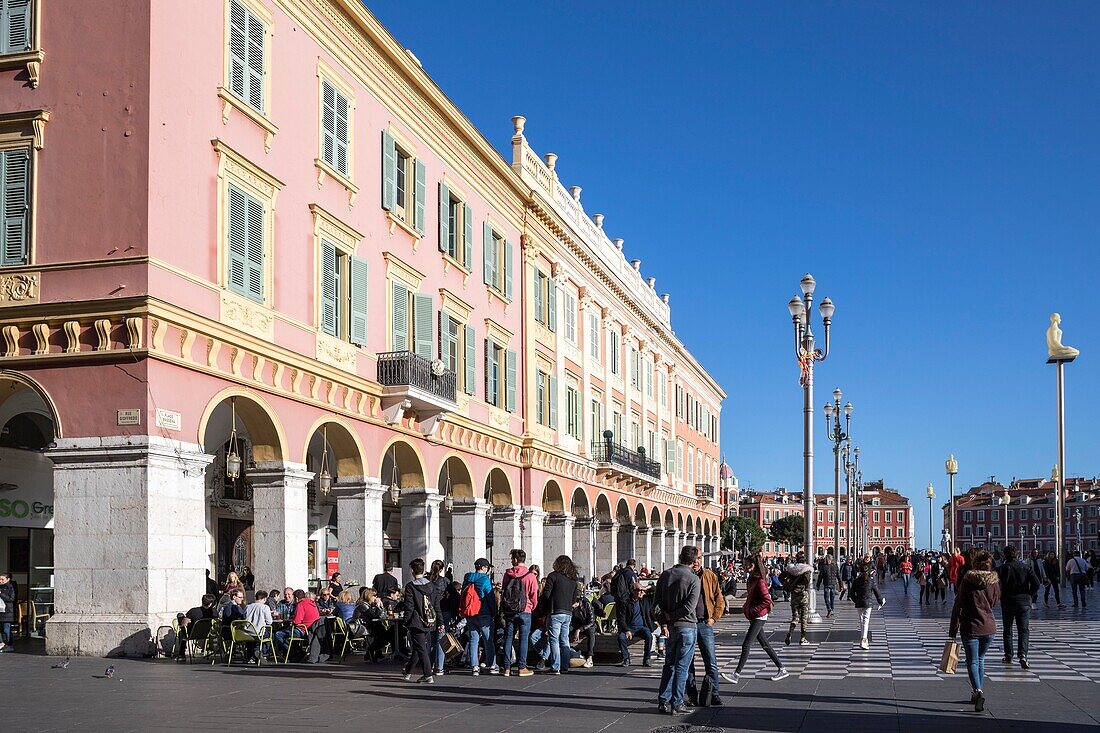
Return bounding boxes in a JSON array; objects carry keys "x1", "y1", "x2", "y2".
[
  {"x1": 780, "y1": 552, "x2": 812, "y2": 646},
  {"x1": 461, "y1": 558, "x2": 498, "y2": 675},
  {"x1": 501, "y1": 548, "x2": 539, "y2": 677},
  {"x1": 428, "y1": 560, "x2": 452, "y2": 676},
  {"x1": 402, "y1": 557, "x2": 442, "y2": 684},
  {"x1": 1066, "y1": 550, "x2": 1089, "y2": 608}
]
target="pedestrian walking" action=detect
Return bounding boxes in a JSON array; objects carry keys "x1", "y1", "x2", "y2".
[
  {"x1": 817, "y1": 554, "x2": 840, "y2": 618},
  {"x1": 839, "y1": 556, "x2": 853, "y2": 601},
  {"x1": 500, "y1": 548, "x2": 539, "y2": 677},
  {"x1": 1042, "y1": 551, "x2": 1064, "y2": 608},
  {"x1": 685, "y1": 550, "x2": 725, "y2": 706},
  {"x1": 781, "y1": 552, "x2": 812, "y2": 645},
  {"x1": 899, "y1": 556, "x2": 913, "y2": 595},
  {"x1": 655, "y1": 545, "x2": 703, "y2": 715},
  {"x1": 401, "y1": 558, "x2": 442, "y2": 684},
  {"x1": 996, "y1": 545, "x2": 1039, "y2": 669},
  {"x1": 949, "y1": 549, "x2": 1001, "y2": 713},
  {"x1": 1066, "y1": 550, "x2": 1089, "y2": 608},
  {"x1": 721, "y1": 554, "x2": 787, "y2": 684},
  {"x1": 850, "y1": 557, "x2": 885, "y2": 649},
  {"x1": 1027, "y1": 549, "x2": 1046, "y2": 610}
]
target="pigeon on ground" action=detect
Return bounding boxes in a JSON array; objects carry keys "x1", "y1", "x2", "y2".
[
  {"x1": 104, "y1": 665, "x2": 115, "y2": 679},
  {"x1": 51, "y1": 657, "x2": 70, "y2": 669}
]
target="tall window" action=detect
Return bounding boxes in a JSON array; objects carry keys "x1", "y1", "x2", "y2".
[
  {"x1": 389, "y1": 284, "x2": 433, "y2": 358},
  {"x1": 566, "y1": 382, "x2": 581, "y2": 439},
  {"x1": 228, "y1": 0, "x2": 267, "y2": 114},
  {"x1": 533, "y1": 269, "x2": 556, "y2": 330},
  {"x1": 382, "y1": 130, "x2": 425, "y2": 233},
  {"x1": 227, "y1": 183, "x2": 265, "y2": 302},
  {"x1": 609, "y1": 329, "x2": 620, "y2": 375},
  {"x1": 318, "y1": 240, "x2": 368, "y2": 344},
  {"x1": 644, "y1": 357, "x2": 653, "y2": 397},
  {"x1": 438, "y1": 312, "x2": 475, "y2": 395},
  {"x1": 0, "y1": 147, "x2": 29, "y2": 266},
  {"x1": 590, "y1": 398, "x2": 604, "y2": 442},
  {"x1": 484, "y1": 338, "x2": 517, "y2": 411},
  {"x1": 536, "y1": 371, "x2": 557, "y2": 429},
  {"x1": 564, "y1": 291, "x2": 577, "y2": 344},
  {"x1": 320, "y1": 79, "x2": 350, "y2": 177},
  {"x1": 482, "y1": 223, "x2": 513, "y2": 298},
  {"x1": 438, "y1": 183, "x2": 471, "y2": 269},
  {"x1": 588, "y1": 313, "x2": 600, "y2": 360}
]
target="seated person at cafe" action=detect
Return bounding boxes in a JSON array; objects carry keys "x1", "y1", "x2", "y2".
[
  {"x1": 177, "y1": 593, "x2": 217, "y2": 657},
  {"x1": 316, "y1": 586, "x2": 337, "y2": 617},
  {"x1": 242, "y1": 590, "x2": 273, "y2": 660},
  {"x1": 373, "y1": 563, "x2": 400, "y2": 597},
  {"x1": 274, "y1": 589, "x2": 314, "y2": 658},
  {"x1": 335, "y1": 589, "x2": 357, "y2": 622},
  {"x1": 220, "y1": 589, "x2": 247, "y2": 641}
]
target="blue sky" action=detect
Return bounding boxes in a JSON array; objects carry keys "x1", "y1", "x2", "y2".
[{"x1": 368, "y1": 2, "x2": 1100, "y2": 547}]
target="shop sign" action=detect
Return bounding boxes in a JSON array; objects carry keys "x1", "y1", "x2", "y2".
[
  {"x1": 0, "y1": 448, "x2": 54, "y2": 529},
  {"x1": 327, "y1": 549, "x2": 339, "y2": 577}
]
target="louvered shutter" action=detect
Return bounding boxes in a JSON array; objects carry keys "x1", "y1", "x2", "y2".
[
  {"x1": 3, "y1": 0, "x2": 31, "y2": 54},
  {"x1": 464, "y1": 324, "x2": 476, "y2": 395},
  {"x1": 437, "y1": 310, "x2": 446, "y2": 358},
  {"x1": 320, "y1": 240, "x2": 338, "y2": 336},
  {"x1": 547, "y1": 276, "x2": 557, "y2": 331},
  {"x1": 548, "y1": 375, "x2": 557, "y2": 429},
  {"x1": 413, "y1": 293, "x2": 433, "y2": 359},
  {"x1": 1, "y1": 148, "x2": 28, "y2": 266},
  {"x1": 438, "y1": 182, "x2": 449, "y2": 254},
  {"x1": 226, "y1": 184, "x2": 249, "y2": 296},
  {"x1": 482, "y1": 222, "x2": 494, "y2": 286},
  {"x1": 334, "y1": 90, "x2": 349, "y2": 176},
  {"x1": 463, "y1": 204, "x2": 473, "y2": 270},
  {"x1": 505, "y1": 349, "x2": 517, "y2": 413},
  {"x1": 533, "y1": 270, "x2": 543, "y2": 323},
  {"x1": 245, "y1": 194, "x2": 264, "y2": 300},
  {"x1": 381, "y1": 131, "x2": 396, "y2": 211},
  {"x1": 349, "y1": 256, "x2": 369, "y2": 345},
  {"x1": 246, "y1": 8, "x2": 265, "y2": 112},
  {"x1": 484, "y1": 338, "x2": 494, "y2": 404},
  {"x1": 321, "y1": 80, "x2": 336, "y2": 171},
  {"x1": 503, "y1": 239, "x2": 513, "y2": 299},
  {"x1": 413, "y1": 159, "x2": 426, "y2": 234},
  {"x1": 391, "y1": 282, "x2": 409, "y2": 351},
  {"x1": 228, "y1": 0, "x2": 248, "y2": 103}
]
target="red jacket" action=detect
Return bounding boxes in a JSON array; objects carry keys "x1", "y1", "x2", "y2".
[
  {"x1": 742, "y1": 574, "x2": 772, "y2": 620},
  {"x1": 293, "y1": 597, "x2": 320, "y2": 630},
  {"x1": 948, "y1": 553, "x2": 965, "y2": 583}
]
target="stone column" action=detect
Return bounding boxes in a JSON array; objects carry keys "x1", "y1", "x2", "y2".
[
  {"x1": 335, "y1": 480, "x2": 385, "y2": 588},
  {"x1": 573, "y1": 517, "x2": 596, "y2": 582},
  {"x1": 47, "y1": 436, "x2": 213, "y2": 657},
  {"x1": 521, "y1": 506, "x2": 548, "y2": 570},
  {"x1": 491, "y1": 504, "x2": 522, "y2": 569},
  {"x1": 596, "y1": 520, "x2": 618, "y2": 576},
  {"x1": 251, "y1": 462, "x2": 312, "y2": 592},
  {"x1": 544, "y1": 512, "x2": 574, "y2": 569},
  {"x1": 451, "y1": 499, "x2": 489, "y2": 572},
  {"x1": 400, "y1": 487, "x2": 445, "y2": 566},
  {"x1": 653, "y1": 528, "x2": 667, "y2": 570},
  {"x1": 617, "y1": 523, "x2": 637, "y2": 564},
  {"x1": 642, "y1": 527, "x2": 655, "y2": 571}
]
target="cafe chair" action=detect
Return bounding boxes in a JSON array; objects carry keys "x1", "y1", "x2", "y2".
[
  {"x1": 595, "y1": 602, "x2": 616, "y2": 635},
  {"x1": 186, "y1": 618, "x2": 221, "y2": 664},
  {"x1": 226, "y1": 620, "x2": 262, "y2": 665}
]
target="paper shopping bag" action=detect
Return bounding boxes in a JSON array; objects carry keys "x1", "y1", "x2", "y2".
[
  {"x1": 938, "y1": 641, "x2": 960, "y2": 674},
  {"x1": 442, "y1": 632, "x2": 463, "y2": 660}
]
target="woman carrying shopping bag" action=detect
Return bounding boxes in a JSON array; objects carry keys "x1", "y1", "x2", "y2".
[
  {"x1": 949, "y1": 549, "x2": 1000, "y2": 713},
  {"x1": 850, "y1": 557, "x2": 885, "y2": 650}
]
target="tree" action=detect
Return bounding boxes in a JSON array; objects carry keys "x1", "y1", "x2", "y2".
[
  {"x1": 722, "y1": 515, "x2": 766, "y2": 553},
  {"x1": 769, "y1": 514, "x2": 805, "y2": 550}
]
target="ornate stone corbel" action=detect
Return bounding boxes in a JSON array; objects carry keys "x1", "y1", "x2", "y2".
[
  {"x1": 93, "y1": 319, "x2": 111, "y2": 351},
  {"x1": 421, "y1": 412, "x2": 446, "y2": 438},
  {"x1": 384, "y1": 399, "x2": 411, "y2": 425},
  {"x1": 124, "y1": 316, "x2": 142, "y2": 349},
  {"x1": 2, "y1": 325, "x2": 18, "y2": 356},
  {"x1": 32, "y1": 323, "x2": 49, "y2": 355},
  {"x1": 63, "y1": 321, "x2": 80, "y2": 353}
]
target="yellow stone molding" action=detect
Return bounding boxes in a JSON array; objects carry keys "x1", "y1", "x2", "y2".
[
  {"x1": 0, "y1": 49, "x2": 44, "y2": 89},
  {"x1": 438, "y1": 288, "x2": 473, "y2": 323},
  {"x1": 382, "y1": 251, "x2": 425, "y2": 290},
  {"x1": 483, "y1": 318, "x2": 513, "y2": 346},
  {"x1": 0, "y1": 271, "x2": 39, "y2": 305},
  {"x1": 0, "y1": 109, "x2": 49, "y2": 150},
  {"x1": 309, "y1": 203, "x2": 363, "y2": 251},
  {"x1": 220, "y1": 290, "x2": 275, "y2": 341},
  {"x1": 211, "y1": 138, "x2": 284, "y2": 202},
  {"x1": 219, "y1": 0, "x2": 277, "y2": 152},
  {"x1": 316, "y1": 331, "x2": 357, "y2": 372}
]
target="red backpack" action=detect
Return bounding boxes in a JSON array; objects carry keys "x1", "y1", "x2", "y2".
[{"x1": 458, "y1": 581, "x2": 482, "y2": 618}]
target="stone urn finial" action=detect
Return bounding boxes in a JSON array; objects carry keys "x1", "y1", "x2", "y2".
[
  {"x1": 593, "y1": 213, "x2": 604, "y2": 229},
  {"x1": 570, "y1": 186, "x2": 582, "y2": 202},
  {"x1": 647, "y1": 277, "x2": 656, "y2": 289},
  {"x1": 631, "y1": 259, "x2": 641, "y2": 272},
  {"x1": 544, "y1": 152, "x2": 557, "y2": 170},
  {"x1": 512, "y1": 115, "x2": 526, "y2": 136},
  {"x1": 661, "y1": 293, "x2": 670, "y2": 305},
  {"x1": 613, "y1": 237, "x2": 624, "y2": 251}
]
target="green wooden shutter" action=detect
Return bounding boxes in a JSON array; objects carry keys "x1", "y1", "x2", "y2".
[
  {"x1": 320, "y1": 240, "x2": 338, "y2": 336},
  {"x1": 548, "y1": 375, "x2": 558, "y2": 429},
  {"x1": 503, "y1": 239, "x2": 513, "y2": 299},
  {"x1": 349, "y1": 256, "x2": 369, "y2": 345},
  {"x1": 245, "y1": 5, "x2": 265, "y2": 112},
  {"x1": 665, "y1": 439, "x2": 675, "y2": 476},
  {"x1": 547, "y1": 277, "x2": 557, "y2": 331},
  {"x1": 505, "y1": 349, "x2": 517, "y2": 413},
  {"x1": 226, "y1": 184, "x2": 249, "y2": 296},
  {"x1": 321, "y1": 80, "x2": 336, "y2": 171},
  {"x1": 391, "y1": 282, "x2": 409, "y2": 351},
  {"x1": 533, "y1": 270, "x2": 543, "y2": 323},
  {"x1": 463, "y1": 204, "x2": 473, "y2": 269},
  {"x1": 228, "y1": 0, "x2": 248, "y2": 103},
  {"x1": 381, "y1": 131, "x2": 396, "y2": 211},
  {"x1": 482, "y1": 222, "x2": 493, "y2": 285},
  {"x1": 438, "y1": 181, "x2": 449, "y2": 254},
  {"x1": 413, "y1": 292, "x2": 433, "y2": 359},
  {"x1": 0, "y1": 148, "x2": 28, "y2": 266},
  {"x1": 464, "y1": 324, "x2": 476, "y2": 395},
  {"x1": 334, "y1": 90, "x2": 349, "y2": 176},
  {"x1": 3, "y1": 0, "x2": 31, "y2": 54},
  {"x1": 484, "y1": 338, "x2": 494, "y2": 404},
  {"x1": 413, "y1": 159, "x2": 426, "y2": 234},
  {"x1": 245, "y1": 194, "x2": 264, "y2": 300}
]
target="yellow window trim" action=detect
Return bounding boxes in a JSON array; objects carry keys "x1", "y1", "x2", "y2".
[
  {"x1": 383, "y1": 251, "x2": 425, "y2": 292},
  {"x1": 315, "y1": 57, "x2": 357, "y2": 205},
  {"x1": 0, "y1": 1, "x2": 43, "y2": 87},
  {"x1": 220, "y1": 0, "x2": 276, "y2": 152},
  {"x1": 310, "y1": 204, "x2": 362, "y2": 336},
  {"x1": 484, "y1": 317, "x2": 512, "y2": 346},
  {"x1": 439, "y1": 287, "x2": 473, "y2": 323}
]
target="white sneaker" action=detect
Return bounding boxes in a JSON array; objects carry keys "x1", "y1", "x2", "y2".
[
  {"x1": 859, "y1": 639, "x2": 869, "y2": 650},
  {"x1": 771, "y1": 669, "x2": 790, "y2": 681},
  {"x1": 471, "y1": 667, "x2": 479, "y2": 676},
  {"x1": 721, "y1": 672, "x2": 740, "y2": 684},
  {"x1": 799, "y1": 638, "x2": 810, "y2": 646},
  {"x1": 583, "y1": 658, "x2": 593, "y2": 668}
]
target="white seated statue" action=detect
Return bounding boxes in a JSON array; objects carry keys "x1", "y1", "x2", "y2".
[{"x1": 1046, "y1": 313, "x2": 1080, "y2": 361}]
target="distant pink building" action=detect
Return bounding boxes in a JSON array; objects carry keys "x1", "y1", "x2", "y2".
[{"x1": 0, "y1": 0, "x2": 724, "y2": 656}]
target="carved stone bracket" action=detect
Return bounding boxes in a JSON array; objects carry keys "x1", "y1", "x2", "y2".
[
  {"x1": 93, "y1": 319, "x2": 111, "y2": 351},
  {"x1": 0, "y1": 272, "x2": 40, "y2": 305},
  {"x1": 31, "y1": 323, "x2": 48, "y2": 354}
]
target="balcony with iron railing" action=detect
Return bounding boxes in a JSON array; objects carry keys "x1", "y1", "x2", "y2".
[
  {"x1": 590, "y1": 439, "x2": 662, "y2": 483},
  {"x1": 376, "y1": 351, "x2": 456, "y2": 428},
  {"x1": 695, "y1": 483, "x2": 716, "y2": 501}
]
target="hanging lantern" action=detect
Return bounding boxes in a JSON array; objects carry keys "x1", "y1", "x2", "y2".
[
  {"x1": 318, "y1": 426, "x2": 333, "y2": 495},
  {"x1": 389, "y1": 445, "x2": 401, "y2": 505},
  {"x1": 226, "y1": 398, "x2": 242, "y2": 480},
  {"x1": 443, "y1": 461, "x2": 454, "y2": 512}
]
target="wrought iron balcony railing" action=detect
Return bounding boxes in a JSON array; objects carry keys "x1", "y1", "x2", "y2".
[
  {"x1": 695, "y1": 483, "x2": 716, "y2": 500},
  {"x1": 590, "y1": 440, "x2": 662, "y2": 479},
  {"x1": 376, "y1": 351, "x2": 456, "y2": 403}
]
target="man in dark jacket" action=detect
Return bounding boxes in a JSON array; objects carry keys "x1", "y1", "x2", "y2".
[
  {"x1": 655, "y1": 546, "x2": 702, "y2": 715},
  {"x1": 616, "y1": 582, "x2": 656, "y2": 667},
  {"x1": 781, "y1": 553, "x2": 813, "y2": 645},
  {"x1": 402, "y1": 557, "x2": 442, "y2": 683},
  {"x1": 1042, "y1": 551, "x2": 1064, "y2": 608},
  {"x1": 816, "y1": 555, "x2": 841, "y2": 618},
  {"x1": 997, "y1": 545, "x2": 1039, "y2": 668}
]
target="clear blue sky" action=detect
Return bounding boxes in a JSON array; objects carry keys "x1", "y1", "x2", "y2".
[{"x1": 368, "y1": 2, "x2": 1100, "y2": 547}]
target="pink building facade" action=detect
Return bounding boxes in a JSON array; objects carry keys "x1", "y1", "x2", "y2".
[{"x1": 0, "y1": 0, "x2": 724, "y2": 656}]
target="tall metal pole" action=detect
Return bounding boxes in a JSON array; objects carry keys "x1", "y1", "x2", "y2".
[
  {"x1": 804, "y1": 367, "x2": 816, "y2": 616},
  {"x1": 928, "y1": 495, "x2": 933, "y2": 550},
  {"x1": 1055, "y1": 360, "x2": 1066, "y2": 585}
]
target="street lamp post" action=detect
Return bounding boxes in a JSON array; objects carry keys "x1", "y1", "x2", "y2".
[
  {"x1": 999, "y1": 489, "x2": 1011, "y2": 552},
  {"x1": 824, "y1": 389, "x2": 852, "y2": 562},
  {"x1": 926, "y1": 484, "x2": 936, "y2": 551},
  {"x1": 788, "y1": 273, "x2": 834, "y2": 623},
  {"x1": 946, "y1": 454, "x2": 958, "y2": 553},
  {"x1": 1032, "y1": 524, "x2": 1040, "y2": 554},
  {"x1": 1019, "y1": 525, "x2": 1026, "y2": 553},
  {"x1": 1074, "y1": 507, "x2": 1083, "y2": 551}
]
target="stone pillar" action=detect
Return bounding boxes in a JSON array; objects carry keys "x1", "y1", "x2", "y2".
[
  {"x1": 491, "y1": 505, "x2": 522, "y2": 569},
  {"x1": 251, "y1": 462, "x2": 312, "y2": 592},
  {"x1": 573, "y1": 517, "x2": 597, "y2": 582},
  {"x1": 544, "y1": 512, "x2": 574, "y2": 570},
  {"x1": 400, "y1": 487, "x2": 445, "y2": 566},
  {"x1": 521, "y1": 506, "x2": 547, "y2": 570},
  {"x1": 596, "y1": 520, "x2": 618, "y2": 577},
  {"x1": 335, "y1": 480, "x2": 385, "y2": 588},
  {"x1": 653, "y1": 528, "x2": 667, "y2": 570},
  {"x1": 642, "y1": 527, "x2": 655, "y2": 571},
  {"x1": 617, "y1": 523, "x2": 637, "y2": 564},
  {"x1": 47, "y1": 436, "x2": 213, "y2": 657},
  {"x1": 451, "y1": 499, "x2": 489, "y2": 572}
]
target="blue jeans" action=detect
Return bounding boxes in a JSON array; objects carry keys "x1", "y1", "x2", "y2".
[
  {"x1": 273, "y1": 626, "x2": 304, "y2": 652},
  {"x1": 901, "y1": 574, "x2": 911, "y2": 593},
  {"x1": 617, "y1": 625, "x2": 653, "y2": 662},
  {"x1": 467, "y1": 616, "x2": 495, "y2": 670},
  {"x1": 822, "y1": 586, "x2": 836, "y2": 612},
  {"x1": 658, "y1": 625, "x2": 698, "y2": 707},
  {"x1": 962, "y1": 635, "x2": 992, "y2": 692},
  {"x1": 548, "y1": 612, "x2": 572, "y2": 672},
  {"x1": 503, "y1": 612, "x2": 532, "y2": 670},
  {"x1": 432, "y1": 612, "x2": 453, "y2": 671},
  {"x1": 0, "y1": 621, "x2": 10, "y2": 645}
]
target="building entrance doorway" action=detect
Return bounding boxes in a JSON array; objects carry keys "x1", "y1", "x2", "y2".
[{"x1": 216, "y1": 519, "x2": 253, "y2": 586}]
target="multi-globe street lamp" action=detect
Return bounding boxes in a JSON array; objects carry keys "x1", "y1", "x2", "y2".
[
  {"x1": 824, "y1": 389, "x2": 852, "y2": 561},
  {"x1": 787, "y1": 273, "x2": 834, "y2": 622},
  {"x1": 926, "y1": 483, "x2": 936, "y2": 551},
  {"x1": 848, "y1": 445, "x2": 861, "y2": 556}
]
